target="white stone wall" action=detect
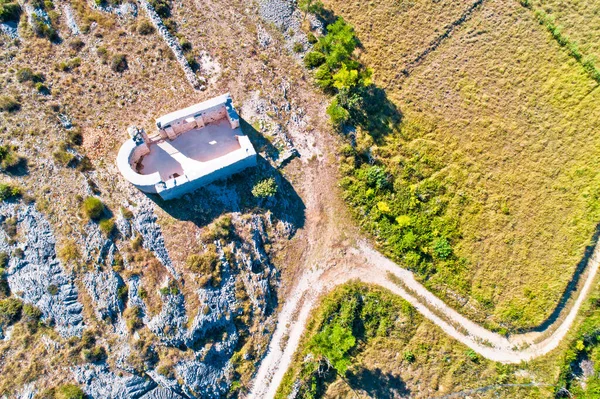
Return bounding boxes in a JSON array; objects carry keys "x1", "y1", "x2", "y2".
[{"x1": 157, "y1": 154, "x2": 258, "y2": 200}]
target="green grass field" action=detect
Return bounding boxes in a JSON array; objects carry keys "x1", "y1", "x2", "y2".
[{"x1": 324, "y1": 0, "x2": 600, "y2": 330}]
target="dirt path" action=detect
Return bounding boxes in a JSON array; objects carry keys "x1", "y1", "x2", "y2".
[{"x1": 247, "y1": 229, "x2": 600, "y2": 398}]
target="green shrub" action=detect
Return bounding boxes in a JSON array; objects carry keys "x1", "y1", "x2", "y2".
[
  {"x1": 304, "y1": 51, "x2": 326, "y2": 68},
  {"x1": 82, "y1": 197, "x2": 104, "y2": 220},
  {"x1": 252, "y1": 177, "x2": 278, "y2": 198},
  {"x1": 0, "y1": 183, "x2": 21, "y2": 201},
  {"x1": 55, "y1": 384, "x2": 85, "y2": 399},
  {"x1": 202, "y1": 215, "x2": 233, "y2": 241},
  {"x1": 0, "y1": 96, "x2": 20, "y2": 113},
  {"x1": 0, "y1": 1, "x2": 21, "y2": 22},
  {"x1": 16, "y1": 68, "x2": 44, "y2": 83},
  {"x1": 82, "y1": 345, "x2": 107, "y2": 363},
  {"x1": 326, "y1": 97, "x2": 349, "y2": 126},
  {"x1": 137, "y1": 19, "x2": 155, "y2": 35},
  {"x1": 110, "y1": 54, "x2": 128, "y2": 73},
  {"x1": 131, "y1": 234, "x2": 143, "y2": 251},
  {"x1": 53, "y1": 144, "x2": 75, "y2": 166},
  {"x1": 0, "y1": 297, "x2": 22, "y2": 325},
  {"x1": 124, "y1": 306, "x2": 143, "y2": 332},
  {"x1": 149, "y1": 0, "x2": 170, "y2": 18},
  {"x1": 96, "y1": 46, "x2": 108, "y2": 63},
  {"x1": 0, "y1": 145, "x2": 23, "y2": 171},
  {"x1": 13, "y1": 247, "x2": 23, "y2": 259},
  {"x1": 121, "y1": 207, "x2": 133, "y2": 220},
  {"x1": 99, "y1": 218, "x2": 115, "y2": 236},
  {"x1": 22, "y1": 303, "x2": 42, "y2": 323},
  {"x1": 293, "y1": 42, "x2": 304, "y2": 53},
  {"x1": 35, "y1": 82, "x2": 49, "y2": 94},
  {"x1": 186, "y1": 53, "x2": 198, "y2": 71},
  {"x1": 187, "y1": 251, "x2": 218, "y2": 274},
  {"x1": 179, "y1": 39, "x2": 192, "y2": 52},
  {"x1": 465, "y1": 349, "x2": 479, "y2": 362},
  {"x1": 69, "y1": 38, "x2": 85, "y2": 52},
  {"x1": 403, "y1": 350, "x2": 415, "y2": 363},
  {"x1": 58, "y1": 240, "x2": 80, "y2": 263},
  {"x1": 67, "y1": 128, "x2": 83, "y2": 146},
  {"x1": 307, "y1": 32, "x2": 318, "y2": 44},
  {"x1": 117, "y1": 285, "x2": 128, "y2": 303},
  {"x1": 433, "y1": 238, "x2": 452, "y2": 260},
  {"x1": 47, "y1": 284, "x2": 59, "y2": 295}
]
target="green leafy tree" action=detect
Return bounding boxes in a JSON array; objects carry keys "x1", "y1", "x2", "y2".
[
  {"x1": 252, "y1": 178, "x2": 278, "y2": 198},
  {"x1": 309, "y1": 323, "x2": 356, "y2": 375},
  {"x1": 298, "y1": 0, "x2": 323, "y2": 20},
  {"x1": 326, "y1": 97, "x2": 349, "y2": 127}
]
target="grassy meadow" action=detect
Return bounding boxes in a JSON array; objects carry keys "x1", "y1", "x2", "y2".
[{"x1": 322, "y1": 0, "x2": 600, "y2": 330}]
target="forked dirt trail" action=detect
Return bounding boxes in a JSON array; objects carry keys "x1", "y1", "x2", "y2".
[{"x1": 246, "y1": 158, "x2": 600, "y2": 398}]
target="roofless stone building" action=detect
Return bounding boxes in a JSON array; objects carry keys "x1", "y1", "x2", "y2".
[{"x1": 117, "y1": 93, "x2": 257, "y2": 200}]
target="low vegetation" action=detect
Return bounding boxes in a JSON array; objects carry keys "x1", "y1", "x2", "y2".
[
  {"x1": 0, "y1": 0, "x2": 21, "y2": 22},
  {"x1": 0, "y1": 183, "x2": 21, "y2": 202},
  {"x1": 0, "y1": 96, "x2": 20, "y2": 113},
  {"x1": 251, "y1": 177, "x2": 278, "y2": 198},
  {"x1": 276, "y1": 282, "x2": 541, "y2": 398},
  {"x1": 82, "y1": 196, "x2": 104, "y2": 220},
  {"x1": 0, "y1": 145, "x2": 24, "y2": 172}
]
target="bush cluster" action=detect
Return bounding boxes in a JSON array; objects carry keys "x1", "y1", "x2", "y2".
[
  {"x1": 0, "y1": 0, "x2": 21, "y2": 23},
  {"x1": 110, "y1": 54, "x2": 128, "y2": 73},
  {"x1": 0, "y1": 96, "x2": 20, "y2": 113},
  {"x1": 290, "y1": 283, "x2": 416, "y2": 397},
  {"x1": 251, "y1": 177, "x2": 278, "y2": 198},
  {"x1": 82, "y1": 196, "x2": 104, "y2": 220},
  {"x1": 0, "y1": 183, "x2": 21, "y2": 201},
  {"x1": 0, "y1": 145, "x2": 24, "y2": 171},
  {"x1": 137, "y1": 19, "x2": 155, "y2": 35},
  {"x1": 31, "y1": 14, "x2": 58, "y2": 41}
]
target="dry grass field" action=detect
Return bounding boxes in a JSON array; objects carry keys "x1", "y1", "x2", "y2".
[
  {"x1": 531, "y1": 0, "x2": 600, "y2": 66},
  {"x1": 324, "y1": 0, "x2": 600, "y2": 330}
]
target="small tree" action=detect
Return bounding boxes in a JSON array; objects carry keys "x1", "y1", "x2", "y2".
[
  {"x1": 252, "y1": 177, "x2": 278, "y2": 198},
  {"x1": 309, "y1": 323, "x2": 355, "y2": 375},
  {"x1": 298, "y1": 0, "x2": 324, "y2": 20}
]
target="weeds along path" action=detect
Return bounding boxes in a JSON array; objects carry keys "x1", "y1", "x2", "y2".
[{"x1": 248, "y1": 236, "x2": 600, "y2": 398}]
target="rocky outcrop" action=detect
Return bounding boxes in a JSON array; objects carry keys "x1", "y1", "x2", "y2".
[
  {"x1": 84, "y1": 267, "x2": 125, "y2": 322},
  {"x1": 133, "y1": 201, "x2": 178, "y2": 278},
  {"x1": 72, "y1": 364, "x2": 181, "y2": 399},
  {"x1": 2, "y1": 204, "x2": 84, "y2": 337}
]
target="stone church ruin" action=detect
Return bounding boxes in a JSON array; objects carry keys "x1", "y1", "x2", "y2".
[{"x1": 117, "y1": 93, "x2": 257, "y2": 200}]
